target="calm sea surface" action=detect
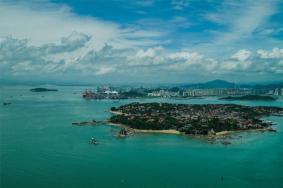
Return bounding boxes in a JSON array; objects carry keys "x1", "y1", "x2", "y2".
[{"x1": 1, "y1": 85, "x2": 283, "y2": 188}]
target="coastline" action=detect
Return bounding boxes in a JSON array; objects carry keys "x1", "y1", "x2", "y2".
[
  {"x1": 134, "y1": 129, "x2": 181, "y2": 134},
  {"x1": 106, "y1": 121, "x2": 276, "y2": 136},
  {"x1": 109, "y1": 110, "x2": 124, "y2": 115},
  {"x1": 215, "y1": 127, "x2": 276, "y2": 136},
  {"x1": 107, "y1": 121, "x2": 181, "y2": 134},
  {"x1": 105, "y1": 121, "x2": 276, "y2": 138}
]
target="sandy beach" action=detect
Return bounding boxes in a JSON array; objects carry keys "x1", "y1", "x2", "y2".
[
  {"x1": 133, "y1": 129, "x2": 181, "y2": 134},
  {"x1": 107, "y1": 121, "x2": 181, "y2": 135},
  {"x1": 215, "y1": 128, "x2": 276, "y2": 136},
  {"x1": 109, "y1": 110, "x2": 124, "y2": 115}
]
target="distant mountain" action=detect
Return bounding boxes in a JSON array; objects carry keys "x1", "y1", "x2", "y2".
[
  {"x1": 182, "y1": 79, "x2": 236, "y2": 89},
  {"x1": 181, "y1": 80, "x2": 283, "y2": 89}
]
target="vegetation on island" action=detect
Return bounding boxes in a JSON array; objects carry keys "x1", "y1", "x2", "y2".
[
  {"x1": 30, "y1": 88, "x2": 58, "y2": 92},
  {"x1": 110, "y1": 103, "x2": 283, "y2": 135}
]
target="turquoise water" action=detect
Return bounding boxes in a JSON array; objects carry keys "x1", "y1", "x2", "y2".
[{"x1": 1, "y1": 85, "x2": 283, "y2": 188}]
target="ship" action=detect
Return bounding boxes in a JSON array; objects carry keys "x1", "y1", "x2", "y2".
[{"x1": 82, "y1": 89, "x2": 94, "y2": 99}]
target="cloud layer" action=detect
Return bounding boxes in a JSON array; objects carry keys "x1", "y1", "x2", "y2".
[
  {"x1": 1, "y1": 35, "x2": 282, "y2": 83},
  {"x1": 0, "y1": 0, "x2": 282, "y2": 83}
]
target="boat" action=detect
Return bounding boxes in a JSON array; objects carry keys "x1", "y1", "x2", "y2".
[
  {"x1": 82, "y1": 89, "x2": 94, "y2": 99},
  {"x1": 90, "y1": 138, "x2": 98, "y2": 145}
]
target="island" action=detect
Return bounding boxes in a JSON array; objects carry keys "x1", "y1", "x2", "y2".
[
  {"x1": 30, "y1": 88, "x2": 58, "y2": 92},
  {"x1": 109, "y1": 103, "x2": 283, "y2": 136},
  {"x1": 219, "y1": 95, "x2": 276, "y2": 101}
]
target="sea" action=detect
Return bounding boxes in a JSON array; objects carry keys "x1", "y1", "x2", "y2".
[{"x1": 1, "y1": 85, "x2": 283, "y2": 188}]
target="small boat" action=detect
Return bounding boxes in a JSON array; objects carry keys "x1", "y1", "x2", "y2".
[{"x1": 90, "y1": 137, "x2": 98, "y2": 145}]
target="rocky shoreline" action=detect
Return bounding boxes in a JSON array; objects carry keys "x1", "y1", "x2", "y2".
[
  {"x1": 72, "y1": 120, "x2": 108, "y2": 126},
  {"x1": 72, "y1": 118, "x2": 276, "y2": 138}
]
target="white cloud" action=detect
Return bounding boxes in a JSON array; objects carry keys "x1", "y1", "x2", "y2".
[
  {"x1": 136, "y1": 48, "x2": 158, "y2": 58},
  {"x1": 220, "y1": 48, "x2": 283, "y2": 74},
  {"x1": 0, "y1": 0, "x2": 282, "y2": 83},
  {"x1": 1, "y1": 35, "x2": 282, "y2": 82},
  {"x1": 169, "y1": 51, "x2": 203, "y2": 61},
  {"x1": 171, "y1": 0, "x2": 190, "y2": 10},
  {"x1": 126, "y1": 47, "x2": 165, "y2": 66},
  {"x1": 205, "y1": 1, "x2": 278, "y2": 44},
  {"x1": 0, "y1": 1, "x2": 162, "y2": 49},
  {"x1": 95, "y1": 66, "x2": 116, "y2": 75},
  {"x1": 40, "y1": 32, "x2": 91, "y2": 54},
  {"x1": 257, "y1": 48, "x2": 283, "y2": 59},
  {"x1": 0, "y1": 1, "x2": 114, "y2": 47},
  {"x1": 231, "y1": 50, "x2": 251, "y2": 61},
  {"x1": 135, "y1": 0, "x2": 155, "y2": 7}
]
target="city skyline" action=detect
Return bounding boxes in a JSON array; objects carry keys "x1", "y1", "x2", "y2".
[{"x1": 0, "y1": 0, "x2": 283, "y2": 84}]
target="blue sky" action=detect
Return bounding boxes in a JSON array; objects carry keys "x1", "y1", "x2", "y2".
[{"x1": 0, "y1": 0, "x2": 283, "y2": 84}]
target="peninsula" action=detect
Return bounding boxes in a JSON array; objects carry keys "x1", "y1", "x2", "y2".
[{"x1": 110, "y1": 103, "x2": 283, "y2": 136}]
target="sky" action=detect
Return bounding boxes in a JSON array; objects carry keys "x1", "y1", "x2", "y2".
[{"x1": 0, "y1": 0, "x2": 283, "y2": 84}]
